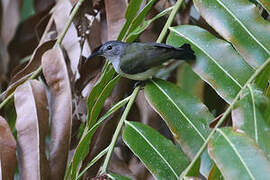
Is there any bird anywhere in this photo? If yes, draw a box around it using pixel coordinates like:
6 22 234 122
87 41 195 81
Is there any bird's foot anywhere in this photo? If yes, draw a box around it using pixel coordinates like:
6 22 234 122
134 81 145 89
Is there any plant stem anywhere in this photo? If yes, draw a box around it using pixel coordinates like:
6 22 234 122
156 0 183 43
77 146 109 180
55 0 84 46
0 91 13 109
100 86 140 173
179 57 270 179
0 0 85 110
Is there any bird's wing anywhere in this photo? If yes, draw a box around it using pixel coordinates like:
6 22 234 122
119 43 172 74
147 42 179 50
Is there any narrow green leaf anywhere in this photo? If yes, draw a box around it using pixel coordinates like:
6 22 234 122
87 65 115 127
76 146 109 180
88 74 120 128
117 0 143 40
69 97 129 179
193 0 270 68
209 128 270 180
167 25 254 103
0 116 16 180
127 0 156 35
87 63 114 110
4 101 17 131
232 84 270 159
123 121 189 180
144 79 213 158
126 6 173 42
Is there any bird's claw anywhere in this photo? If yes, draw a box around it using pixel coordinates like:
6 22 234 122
134 81 145 89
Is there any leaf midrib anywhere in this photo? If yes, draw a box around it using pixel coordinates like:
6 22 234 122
216 0 270 55
126 121 179 179
151 80 206 142
217 129 256 180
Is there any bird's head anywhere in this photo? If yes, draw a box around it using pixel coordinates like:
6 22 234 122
87 41 126 63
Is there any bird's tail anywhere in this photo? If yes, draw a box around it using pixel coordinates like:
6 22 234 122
176 43 196 60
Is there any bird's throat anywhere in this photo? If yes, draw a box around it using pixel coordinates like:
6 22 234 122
110 58 121 73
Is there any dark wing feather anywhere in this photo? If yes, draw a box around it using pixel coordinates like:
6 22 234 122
120 43 170 74
120 42 195 74
148 42 179 49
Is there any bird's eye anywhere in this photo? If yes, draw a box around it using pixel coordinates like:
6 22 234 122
107 45 112 50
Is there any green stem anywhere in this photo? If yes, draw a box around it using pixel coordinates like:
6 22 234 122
64 96 130 179
156 0 184 43
0 0 85 110
55 0 84 46
179 57 270 179
0 91 13 109
76 146 109 180
100 86 140 173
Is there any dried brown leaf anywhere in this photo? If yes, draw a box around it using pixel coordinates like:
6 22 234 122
14 80 49 180
86 18 102 50
178 0 193 25
93 0 104 10
105 0 127 40
0 116 16 180
0 40 56 99
128 156 152 180
73 0 95 40
108 152 136 179
75 55 104 95
8 7 53 73
75 15 105 92
10 40 56 84
34 5 55 41
53 0 86 74
73 1 104 94
1 0 21 46
42 47 72 180
0 0 22 85
90 174 111 180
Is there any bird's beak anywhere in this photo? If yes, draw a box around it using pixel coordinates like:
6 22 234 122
87 45 102 60
87 50 101 60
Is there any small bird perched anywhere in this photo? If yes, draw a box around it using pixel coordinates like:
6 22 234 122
87 41 195 80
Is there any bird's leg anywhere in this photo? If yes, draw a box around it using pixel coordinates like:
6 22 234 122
133 80 145 89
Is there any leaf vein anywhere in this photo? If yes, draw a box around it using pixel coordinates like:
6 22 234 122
126 121 179 178
151 80 206 142
216 0 270 55
217 129 256 180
